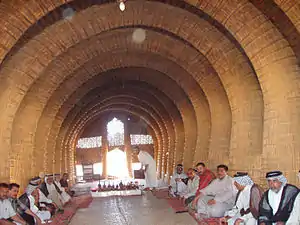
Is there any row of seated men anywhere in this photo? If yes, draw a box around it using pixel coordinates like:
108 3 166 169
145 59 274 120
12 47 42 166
0 173 74 225
168 163 300 225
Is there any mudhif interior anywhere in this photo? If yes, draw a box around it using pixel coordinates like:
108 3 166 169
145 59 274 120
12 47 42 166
0 1 300 225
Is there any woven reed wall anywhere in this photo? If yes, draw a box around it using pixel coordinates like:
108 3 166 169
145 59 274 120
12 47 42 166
0 0 299 189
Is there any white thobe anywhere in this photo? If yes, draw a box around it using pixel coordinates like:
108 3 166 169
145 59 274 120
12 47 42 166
138 151 157 188
184 175 200 199
28 195 51 223
0 199 16 219
268 187 300 225
225 185 256 225
197 175 237 218
286 193 300 225
54 181 71 204
169 172 188 197
46 183 63 209
38 189 52 204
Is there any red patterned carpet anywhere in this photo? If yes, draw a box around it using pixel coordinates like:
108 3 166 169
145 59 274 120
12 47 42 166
153 189 170 199
49 194 93 225
166 198 189 213
153 190 222 225
189 212 222 225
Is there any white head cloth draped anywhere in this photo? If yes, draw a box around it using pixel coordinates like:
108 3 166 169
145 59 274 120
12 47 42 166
26 184 37 195
266 171 288 186
233 172 254 186
26 176 41 195
45 174 56 193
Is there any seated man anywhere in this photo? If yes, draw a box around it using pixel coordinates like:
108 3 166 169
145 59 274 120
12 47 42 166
192 164 237 218
39 174 63 210
8 183 43 225
169 164 188 197
0 183 27 225
29 189 52 223
221 172 263 225
20 177 51 208
195 162 215 196
54 174 71 205
60 173 74 197
258 171 300 225
181 168 199 206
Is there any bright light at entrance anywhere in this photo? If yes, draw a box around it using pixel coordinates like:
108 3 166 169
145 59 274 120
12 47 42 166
107 148 129 178
76 164 83 176
93 163 102 175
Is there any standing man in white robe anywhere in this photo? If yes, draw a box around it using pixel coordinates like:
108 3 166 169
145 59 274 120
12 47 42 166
133 146 157 190
258 171 300 225
169 164 188 197
221 172 263 225
192 164 237 218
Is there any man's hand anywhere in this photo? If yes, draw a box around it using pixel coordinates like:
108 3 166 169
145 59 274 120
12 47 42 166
179 196 185 204
234 218 244 225
207 199 216 205
192 195 200 208
220 216 231 224
276 222 285 225
144 164 149 172
175 178 181 182
192 199 197 208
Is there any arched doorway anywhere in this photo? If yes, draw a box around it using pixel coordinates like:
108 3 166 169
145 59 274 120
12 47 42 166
107 148 129 178
106 117 129 178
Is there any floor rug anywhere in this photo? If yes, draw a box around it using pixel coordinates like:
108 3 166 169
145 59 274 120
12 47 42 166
49 194 93 225
189 212 222 225
167 198 188 213
153 189 170 199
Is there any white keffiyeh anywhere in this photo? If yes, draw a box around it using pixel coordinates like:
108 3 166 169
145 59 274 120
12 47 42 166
267 174 287 186
234 175 254 186
26 184 37 195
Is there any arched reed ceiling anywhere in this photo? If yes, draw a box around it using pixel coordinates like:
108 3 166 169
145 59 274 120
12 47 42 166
29 76 186 184
66 96 169 173
249 0 300 62
54 72 196 178
2 2 264 182
65 104 162 180
46 73 186 179
67 100 166 168
1 0 300 64
62 82 179 161
0 0 299 185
